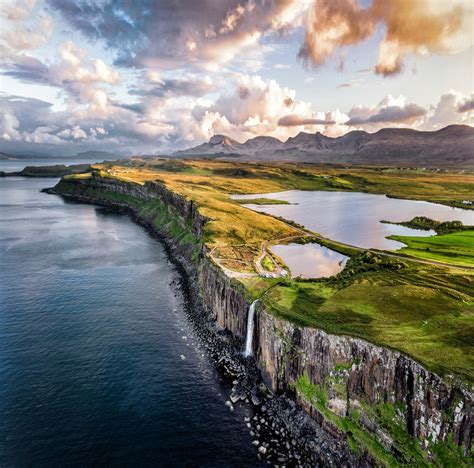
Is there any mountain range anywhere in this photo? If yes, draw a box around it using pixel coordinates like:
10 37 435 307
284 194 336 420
174 124 474 169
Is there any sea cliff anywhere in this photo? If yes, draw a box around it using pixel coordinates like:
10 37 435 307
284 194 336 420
47 172 473 465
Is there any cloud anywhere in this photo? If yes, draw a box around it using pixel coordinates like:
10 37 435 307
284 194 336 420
130 75 217 99
2 54 50 84
0 110 21 141
346 95 427 126
55 41 120 86
1 85 472 157
458 95 474 113
1 2 54 53
0 0 36 21
299 0 471 76
425 91 474 129
197 74 302 128
57 125 88 140
278 115 335 126
185 73 350 143
47 0 310 69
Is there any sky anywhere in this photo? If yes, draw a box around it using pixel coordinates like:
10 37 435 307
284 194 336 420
0 0 473 156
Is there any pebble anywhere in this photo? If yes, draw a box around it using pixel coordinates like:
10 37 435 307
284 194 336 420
258 446 267 455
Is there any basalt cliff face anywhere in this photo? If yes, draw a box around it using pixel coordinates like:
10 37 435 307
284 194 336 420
50 173 473 464
256 313 472 453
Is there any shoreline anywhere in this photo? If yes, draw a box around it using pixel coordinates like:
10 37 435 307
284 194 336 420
43 174 473 466
43 186 361 466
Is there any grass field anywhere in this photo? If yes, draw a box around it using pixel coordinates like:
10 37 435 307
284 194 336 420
69 159 474 383
390 230 474 267
264 263 474 382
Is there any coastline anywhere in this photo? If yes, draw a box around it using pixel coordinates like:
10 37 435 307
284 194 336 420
43 182 361 466
44 173 473 466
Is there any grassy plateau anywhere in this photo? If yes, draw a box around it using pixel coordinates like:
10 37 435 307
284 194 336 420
68 159 473 385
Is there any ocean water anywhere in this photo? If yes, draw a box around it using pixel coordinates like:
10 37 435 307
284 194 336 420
0 177 259 466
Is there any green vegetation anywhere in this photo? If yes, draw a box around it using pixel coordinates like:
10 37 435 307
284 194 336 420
234 197 290 205
265 256 473 382
390 230 474 267
60 159 474 464
383 216 473 234
293 374 401 466
293 373 471 467
261 255 275 272
57 178 201 259
65 159 474 384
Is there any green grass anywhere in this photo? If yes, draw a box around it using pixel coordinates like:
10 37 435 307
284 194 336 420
266 262 474 382
390 230 474 267
234 197 290 205
293 374 401 466
261 255 274 271
382 216 472 234
294 374 472 466
64 161 474 384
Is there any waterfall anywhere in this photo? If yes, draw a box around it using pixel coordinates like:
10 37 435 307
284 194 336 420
244 300 258 357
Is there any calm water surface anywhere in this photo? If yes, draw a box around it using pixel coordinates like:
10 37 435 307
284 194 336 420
234 190 473 250
271 244 348 278
0 177 258 466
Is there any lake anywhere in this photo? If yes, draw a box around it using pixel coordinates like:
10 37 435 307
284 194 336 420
271 243 348 278
0 176 259 466
233 190 473 250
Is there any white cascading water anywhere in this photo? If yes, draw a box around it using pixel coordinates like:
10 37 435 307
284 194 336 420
244 300 258 357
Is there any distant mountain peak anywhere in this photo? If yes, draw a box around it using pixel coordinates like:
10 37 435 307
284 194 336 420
173 124 474 169
209 135 238 146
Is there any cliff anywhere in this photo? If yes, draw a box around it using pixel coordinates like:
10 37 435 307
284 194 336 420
48 172 473 465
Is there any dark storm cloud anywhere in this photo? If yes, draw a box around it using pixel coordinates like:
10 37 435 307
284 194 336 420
346 103 426 125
